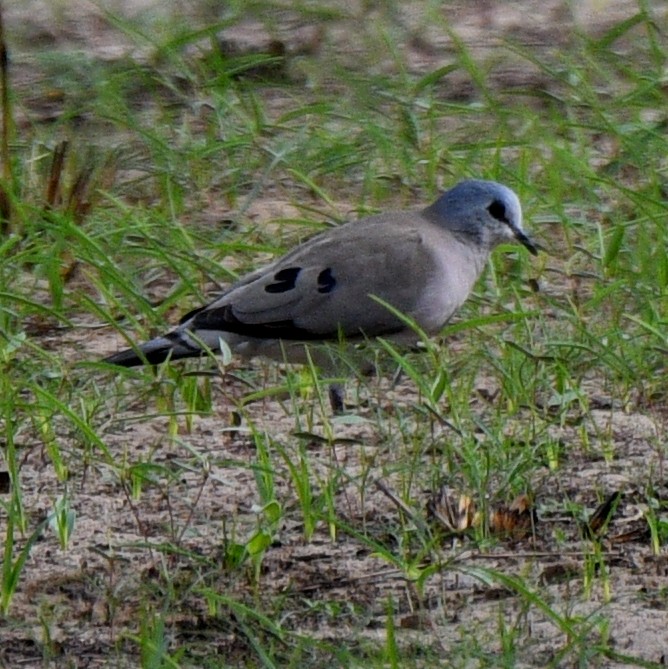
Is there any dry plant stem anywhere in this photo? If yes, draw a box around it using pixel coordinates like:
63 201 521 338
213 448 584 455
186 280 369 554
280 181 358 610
0 0 12 231
45 141 68 207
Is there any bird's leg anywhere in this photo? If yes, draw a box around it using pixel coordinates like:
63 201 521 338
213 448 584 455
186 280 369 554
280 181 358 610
391 363 405 389
328 383 345 414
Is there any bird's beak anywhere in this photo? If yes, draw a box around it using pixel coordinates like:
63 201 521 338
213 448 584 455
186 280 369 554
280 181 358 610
513 228 539 256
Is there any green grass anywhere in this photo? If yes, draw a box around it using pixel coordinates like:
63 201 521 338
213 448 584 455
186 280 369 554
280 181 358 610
1 1 667 667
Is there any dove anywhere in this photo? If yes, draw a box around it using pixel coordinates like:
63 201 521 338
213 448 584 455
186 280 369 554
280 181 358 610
103 179 537 410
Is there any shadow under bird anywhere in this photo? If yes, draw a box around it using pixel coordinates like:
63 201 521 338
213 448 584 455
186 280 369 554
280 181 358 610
103 179 538 408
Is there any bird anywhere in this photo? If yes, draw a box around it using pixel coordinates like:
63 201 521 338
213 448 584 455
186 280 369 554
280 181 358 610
102 179 537 410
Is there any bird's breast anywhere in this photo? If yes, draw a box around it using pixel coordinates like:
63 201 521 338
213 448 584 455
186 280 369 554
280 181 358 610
410 230 488 333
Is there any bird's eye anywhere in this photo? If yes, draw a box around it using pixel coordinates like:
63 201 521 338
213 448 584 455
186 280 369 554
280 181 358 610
487 200 508 223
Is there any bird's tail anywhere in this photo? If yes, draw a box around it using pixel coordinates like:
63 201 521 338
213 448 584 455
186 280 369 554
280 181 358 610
102 332 204 367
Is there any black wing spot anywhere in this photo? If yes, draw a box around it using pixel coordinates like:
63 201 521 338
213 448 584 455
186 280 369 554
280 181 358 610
265 267 301 293
317 268 336 294
487 200 508 223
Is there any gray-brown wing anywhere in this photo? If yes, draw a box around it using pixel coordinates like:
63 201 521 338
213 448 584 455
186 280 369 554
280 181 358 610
187 217 435 341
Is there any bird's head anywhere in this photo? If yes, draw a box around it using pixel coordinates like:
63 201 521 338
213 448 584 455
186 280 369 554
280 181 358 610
424 180 538 255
